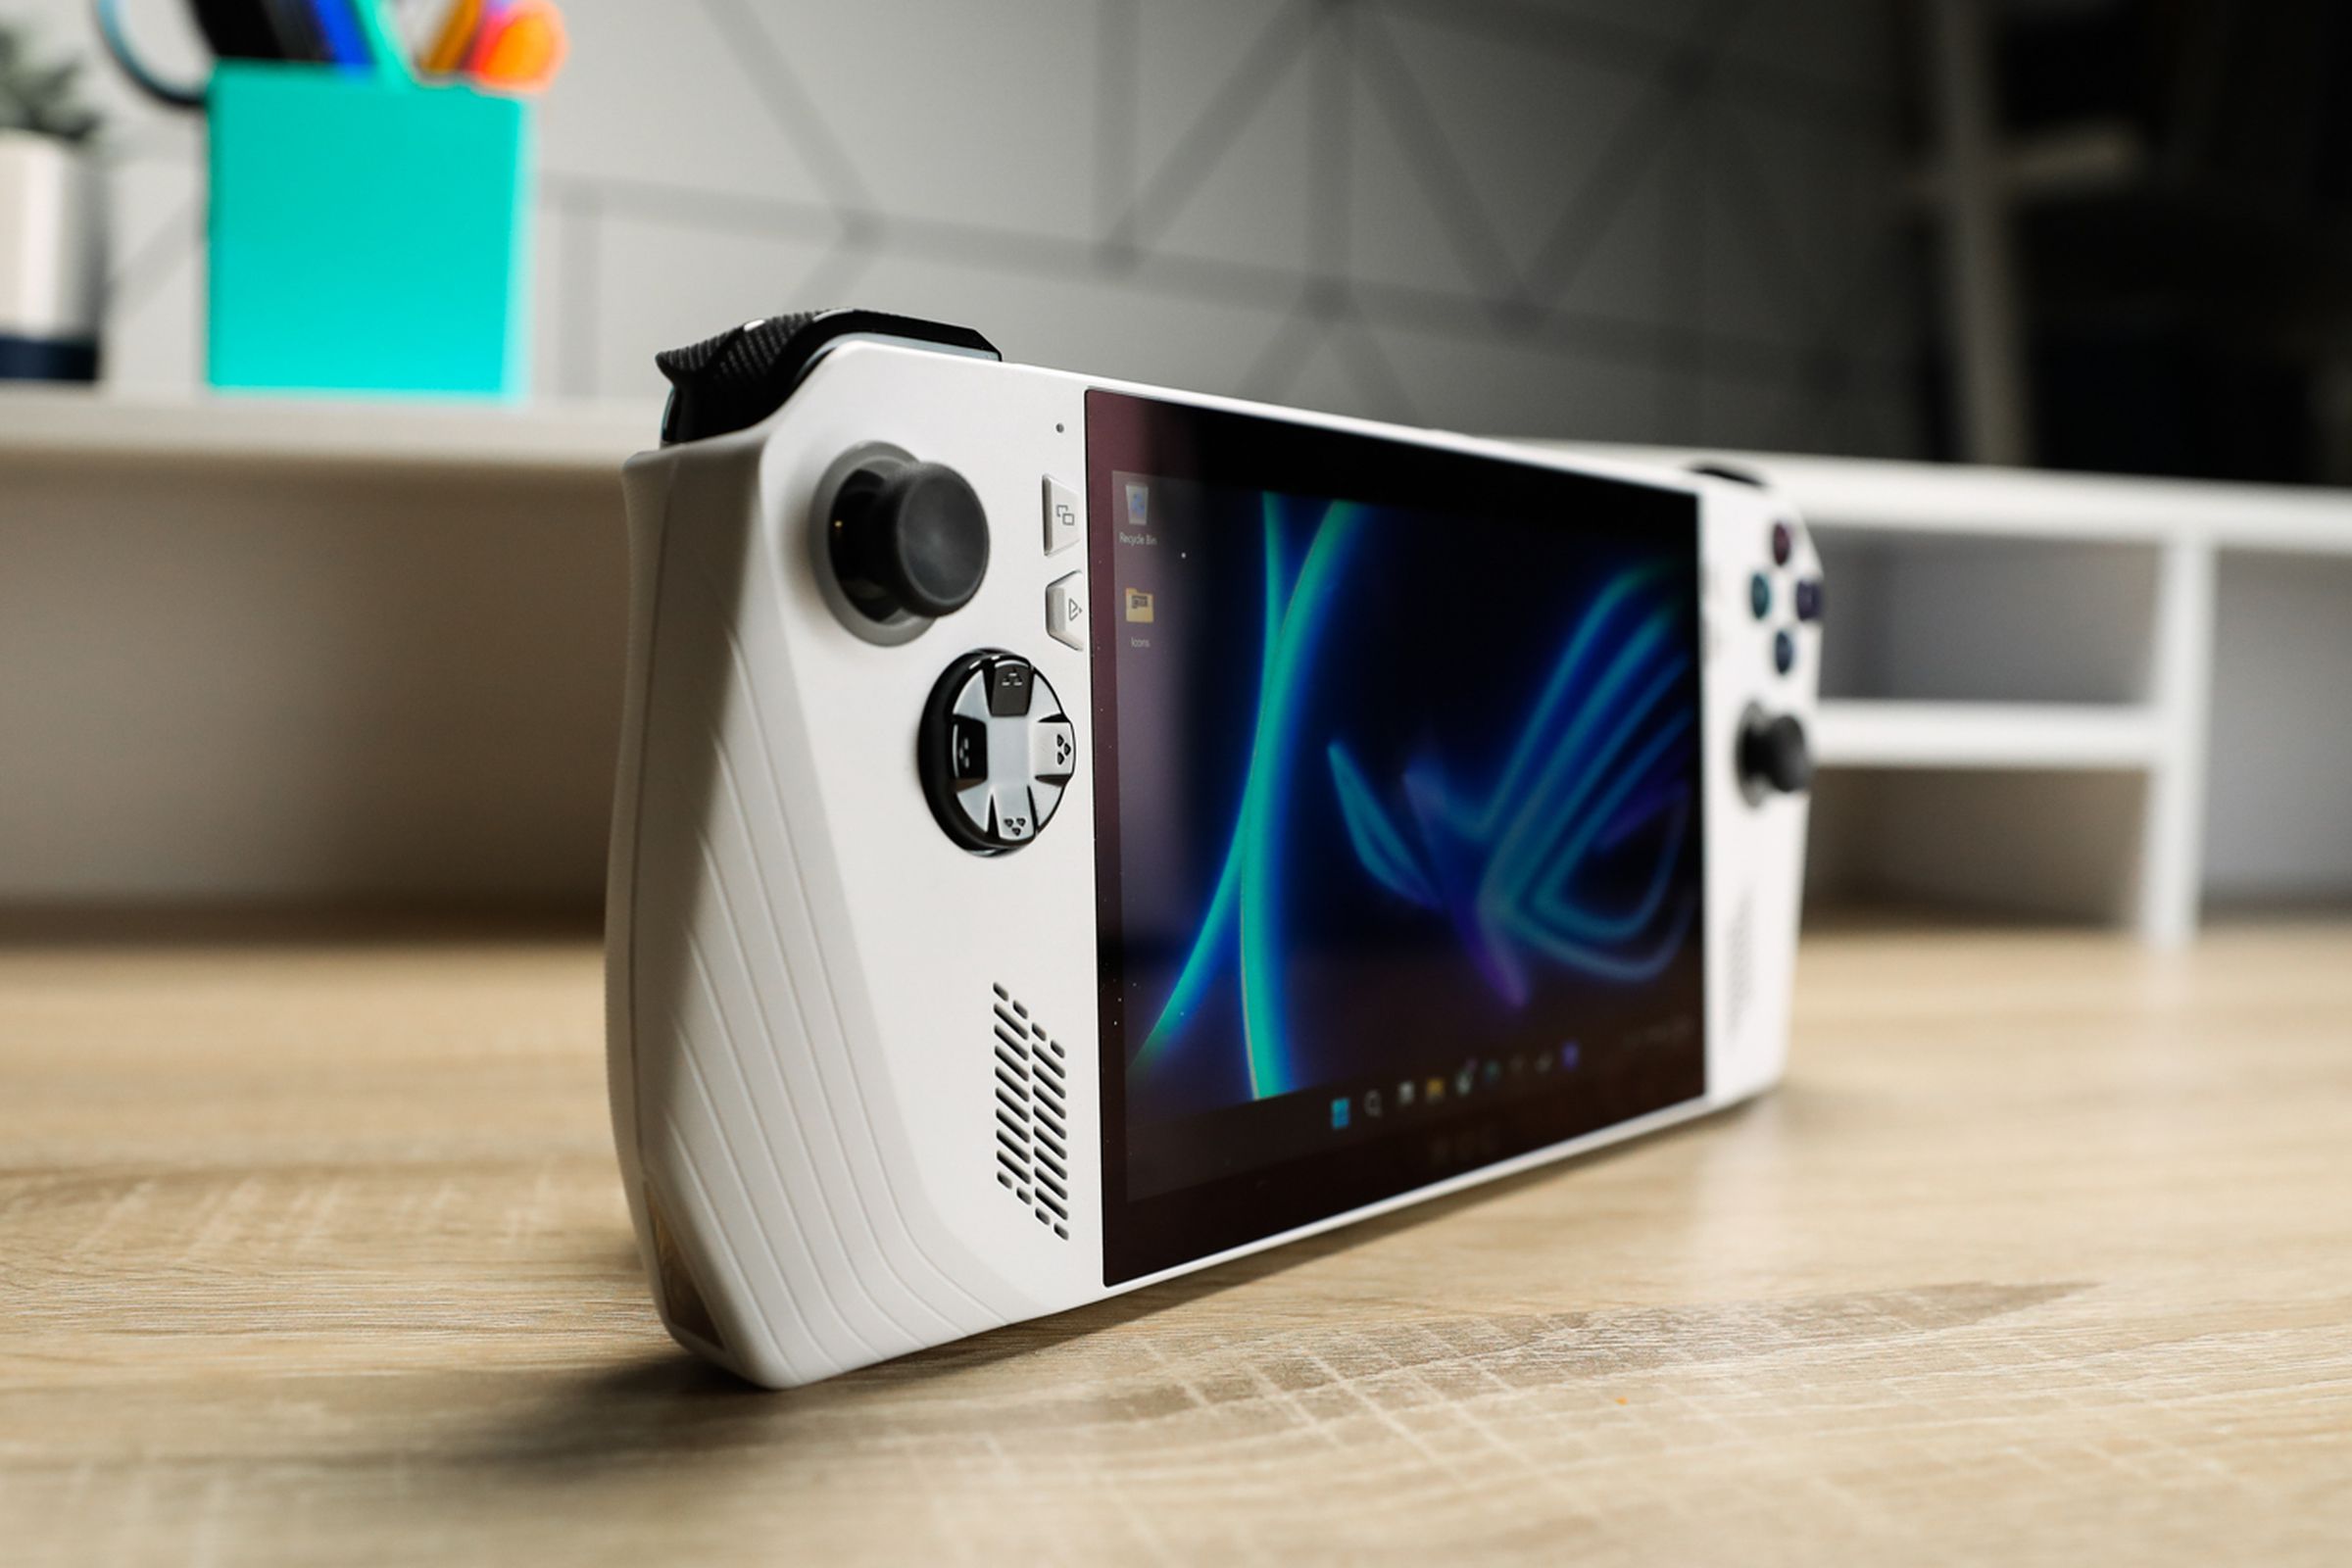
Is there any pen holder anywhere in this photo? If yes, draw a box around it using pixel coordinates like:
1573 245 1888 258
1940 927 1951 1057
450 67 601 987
206 63 532 399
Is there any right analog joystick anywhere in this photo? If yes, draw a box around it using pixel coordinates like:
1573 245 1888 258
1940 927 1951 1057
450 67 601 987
829 456 990 623
1740 712 1813 798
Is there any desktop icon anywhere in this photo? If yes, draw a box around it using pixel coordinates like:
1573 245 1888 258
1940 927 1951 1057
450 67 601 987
1364 1089 1383 1118
1124 587 1155 623
1330 1096 1349 1130
1124 480 1150 528
1483 1059 1502 1088
1454 1064 1475 1099
1397 1080 1415 1108
1560 1041 1582 1072
1426 1076 1446 1104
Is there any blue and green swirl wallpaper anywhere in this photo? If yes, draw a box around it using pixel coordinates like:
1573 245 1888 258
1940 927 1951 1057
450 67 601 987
1108 473 1703 1153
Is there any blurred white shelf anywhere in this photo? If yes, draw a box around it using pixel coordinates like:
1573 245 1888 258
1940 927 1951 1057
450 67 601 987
1814 701 2163 771
5 417 2347 928
0 385 659 479
1546 440 2352 943
1561 442 2352 556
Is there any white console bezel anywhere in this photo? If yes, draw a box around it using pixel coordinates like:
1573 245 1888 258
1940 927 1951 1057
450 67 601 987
608 342 1819 1388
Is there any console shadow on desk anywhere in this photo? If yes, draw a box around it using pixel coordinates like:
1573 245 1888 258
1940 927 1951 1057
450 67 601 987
481 1102 1752 1449
2 915 2349 1565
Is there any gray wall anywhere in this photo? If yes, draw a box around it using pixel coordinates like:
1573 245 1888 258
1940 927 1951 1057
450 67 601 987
54 0 1922 450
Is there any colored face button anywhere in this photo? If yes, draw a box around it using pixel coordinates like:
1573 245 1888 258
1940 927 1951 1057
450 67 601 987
1774 628 1796 675
1772 520 1794 566
1795 578 1823 621
1750 572 1772 620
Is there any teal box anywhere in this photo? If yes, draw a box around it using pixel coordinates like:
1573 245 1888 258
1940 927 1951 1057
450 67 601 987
207 64 532 399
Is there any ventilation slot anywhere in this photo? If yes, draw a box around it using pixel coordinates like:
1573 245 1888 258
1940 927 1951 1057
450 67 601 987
991 984 1071 1240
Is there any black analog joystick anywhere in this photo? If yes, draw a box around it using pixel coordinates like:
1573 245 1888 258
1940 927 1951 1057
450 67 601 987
828 457 990 623
1740 712 1814 798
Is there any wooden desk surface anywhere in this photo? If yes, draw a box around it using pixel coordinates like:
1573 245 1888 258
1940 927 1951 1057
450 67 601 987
4 919 2349 1565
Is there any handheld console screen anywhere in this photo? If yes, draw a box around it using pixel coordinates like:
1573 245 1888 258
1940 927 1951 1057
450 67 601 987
1087 391 1708 1282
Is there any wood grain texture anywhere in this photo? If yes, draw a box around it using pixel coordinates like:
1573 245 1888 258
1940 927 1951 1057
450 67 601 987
3 917 2349 1565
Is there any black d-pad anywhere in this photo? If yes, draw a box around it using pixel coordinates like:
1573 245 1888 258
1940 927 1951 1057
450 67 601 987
919 651 1075 853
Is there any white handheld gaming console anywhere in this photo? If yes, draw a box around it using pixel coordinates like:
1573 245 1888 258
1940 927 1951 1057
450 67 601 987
608 310 1820 1389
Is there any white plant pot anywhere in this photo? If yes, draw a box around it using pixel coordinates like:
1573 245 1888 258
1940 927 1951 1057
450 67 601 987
0 128 104 381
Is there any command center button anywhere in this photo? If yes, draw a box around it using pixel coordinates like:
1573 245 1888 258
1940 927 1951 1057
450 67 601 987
1046 572 1086 650
1031 717 1077 783
985 656 1034 717
1044 476 1081 557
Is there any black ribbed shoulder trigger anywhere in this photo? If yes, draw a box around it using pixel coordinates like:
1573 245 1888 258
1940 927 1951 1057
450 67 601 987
654 309 1001 445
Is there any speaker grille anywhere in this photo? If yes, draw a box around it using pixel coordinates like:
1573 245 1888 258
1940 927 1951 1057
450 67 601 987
991 984 1071 1240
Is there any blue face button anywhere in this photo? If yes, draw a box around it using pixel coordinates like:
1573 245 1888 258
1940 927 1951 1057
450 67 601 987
1774 628 1797 675
1750 572 1772 620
